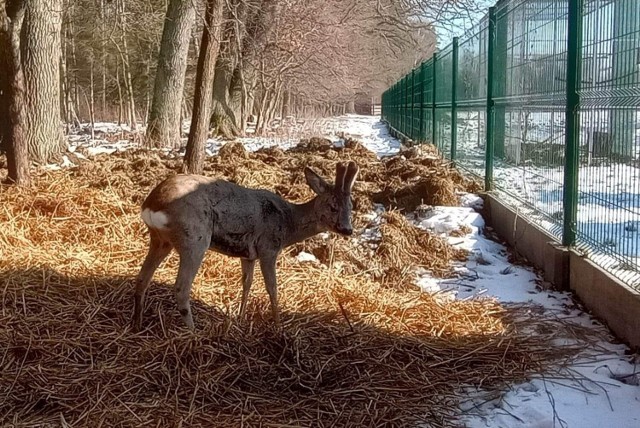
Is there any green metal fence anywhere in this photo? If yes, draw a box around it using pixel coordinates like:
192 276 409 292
382 0 640 287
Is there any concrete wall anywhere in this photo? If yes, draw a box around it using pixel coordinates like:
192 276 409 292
569 254 640 348
386 124 414 147
483 196 569 290
485 195 640 348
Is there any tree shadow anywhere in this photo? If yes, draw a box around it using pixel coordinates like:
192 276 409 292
0 266 576 427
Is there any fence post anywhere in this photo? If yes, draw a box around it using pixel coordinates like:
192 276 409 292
405 75 409 137
419 62 426 141
431 52 438 147
404 77 408 136
485 7 496 191
399 78 404 136
404 76 409 137
393 84 397 133
392 83 396 130
410 69 415 139
451 37 459 162
563 0 583 247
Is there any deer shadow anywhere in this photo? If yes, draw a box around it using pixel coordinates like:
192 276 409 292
0 266 548 427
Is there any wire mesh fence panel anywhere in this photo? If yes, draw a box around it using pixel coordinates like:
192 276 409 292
380 60 434 141
456 16 490 179
409 69 422 140
435 45 454 157
435 109 452 158
380 0 640 288
575 0 640 286
489 0 569 240
423 59 435 142
400 75 408 136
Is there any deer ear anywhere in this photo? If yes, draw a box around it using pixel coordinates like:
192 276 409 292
335 162 347 192
304 167 330 195
344 161 359 192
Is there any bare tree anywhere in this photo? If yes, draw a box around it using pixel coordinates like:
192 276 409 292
0 0 29 185
183 0 224 174
116 0 138 131
209 0 250 138
146 0 197 148
17 0 479 144
22 0 65 163
239 0 436 133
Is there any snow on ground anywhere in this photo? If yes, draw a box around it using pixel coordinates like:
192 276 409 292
61 115 640 427
66 114 401 160
323 116 640 428
320 114 402 157
416 202 640 428
199 114 402 157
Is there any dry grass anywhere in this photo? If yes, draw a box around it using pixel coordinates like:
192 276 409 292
0 142 590 427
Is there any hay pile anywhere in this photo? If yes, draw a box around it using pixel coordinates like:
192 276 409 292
65 139 478 283
0 141 589 427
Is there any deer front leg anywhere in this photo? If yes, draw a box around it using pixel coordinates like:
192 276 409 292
174 242 209 330
259 254 280 326
239 259 256 318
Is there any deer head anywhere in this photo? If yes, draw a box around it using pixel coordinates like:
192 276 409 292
304 161 359 236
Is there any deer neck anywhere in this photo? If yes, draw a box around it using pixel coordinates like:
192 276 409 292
285 198 325 246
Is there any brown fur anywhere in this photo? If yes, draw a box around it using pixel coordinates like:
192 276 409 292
133 162 359 331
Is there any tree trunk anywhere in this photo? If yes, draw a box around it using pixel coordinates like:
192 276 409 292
69 7 80 122
293 94 300 117
211 0 259 138
183 0 224 175
118 0 137 131
0 0 29 185
21 0 65 163
89 57 95 139
225 0 281 134
146 0 196 148
100 0 106 119
263 81 282 132
281 90 289 119
60 5 70 133
227 63 245 131
255 87 269 135
211 61 241 138
61 8 79 129
116 60 124 126
144 51 152 125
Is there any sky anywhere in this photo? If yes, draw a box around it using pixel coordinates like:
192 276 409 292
435 0 496 48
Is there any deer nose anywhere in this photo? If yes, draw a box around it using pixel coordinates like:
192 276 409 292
338 227 353 236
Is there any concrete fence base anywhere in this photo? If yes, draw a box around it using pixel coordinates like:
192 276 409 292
385 122 415 147
484 194 640 349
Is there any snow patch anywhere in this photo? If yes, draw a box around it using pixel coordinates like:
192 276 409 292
296 252 318 264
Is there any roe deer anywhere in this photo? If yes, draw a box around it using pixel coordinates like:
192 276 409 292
133 161 359 331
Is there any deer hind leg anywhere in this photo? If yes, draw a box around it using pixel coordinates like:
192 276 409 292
174 240 209 330
259 254 280 326
239 259 256 318
133 231 172 331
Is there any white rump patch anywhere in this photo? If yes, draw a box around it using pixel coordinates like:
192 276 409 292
141 208 169 230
